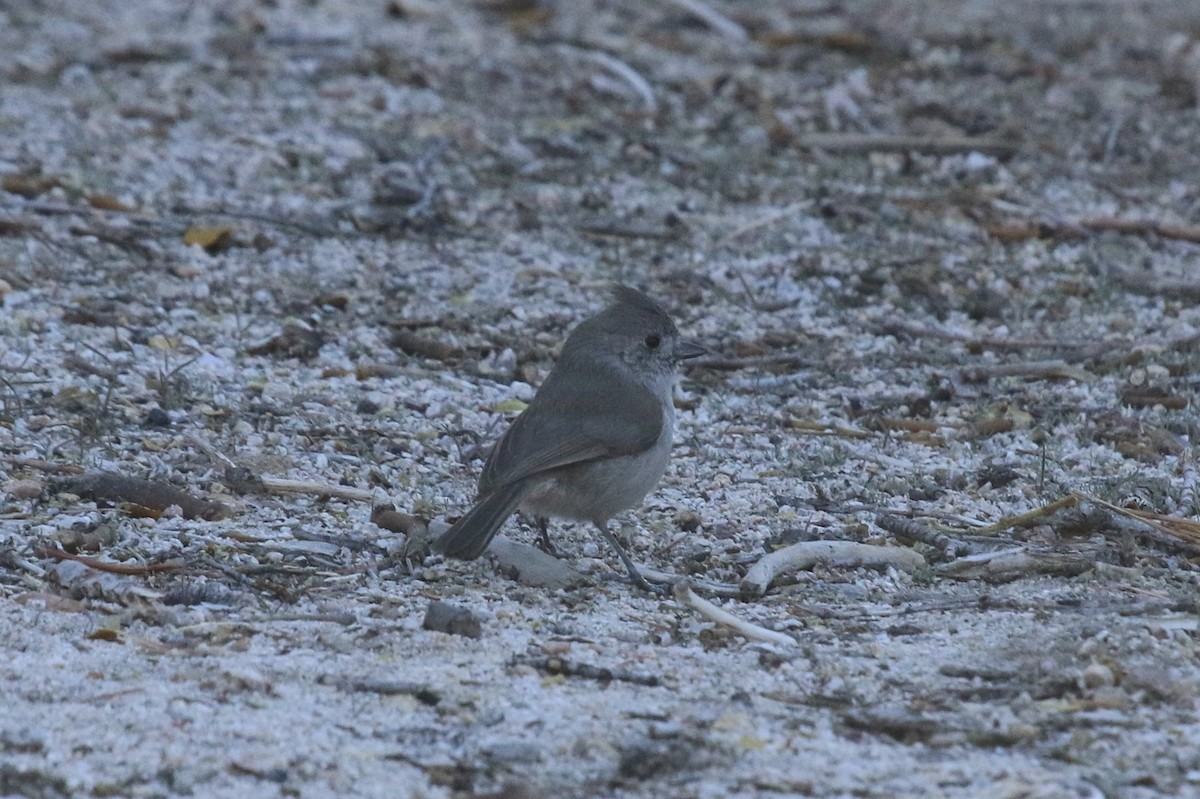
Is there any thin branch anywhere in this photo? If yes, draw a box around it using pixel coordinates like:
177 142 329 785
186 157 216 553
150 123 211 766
876 514 974 560
663 0 749 43
936 547 1095 581
251 476 376 503
38 548 182 574
1112 266 1200 301
878 319 1106 353
512 655 660 686
674 581 796 647
959 360 1093 383
986 216 1200 247
639 567 741 598
716 202 814 246
741 540 926 597
170 203 339 237
794 133 1018 157
575 49 657 113
695 353 814 371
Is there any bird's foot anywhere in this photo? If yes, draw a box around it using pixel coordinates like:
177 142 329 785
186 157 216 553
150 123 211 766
535 518 559 557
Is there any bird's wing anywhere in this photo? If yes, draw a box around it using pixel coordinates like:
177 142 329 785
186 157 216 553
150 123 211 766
479 370 663 493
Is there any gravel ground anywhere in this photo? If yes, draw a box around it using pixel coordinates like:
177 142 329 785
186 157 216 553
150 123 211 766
2 1 1200 797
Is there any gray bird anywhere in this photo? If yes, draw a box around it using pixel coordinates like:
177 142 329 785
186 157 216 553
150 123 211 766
435 285 706 592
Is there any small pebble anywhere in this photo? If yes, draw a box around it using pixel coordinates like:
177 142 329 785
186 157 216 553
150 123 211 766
1082 661 1115 689
144 407 172 427
4 478 44 500
422 600 483 639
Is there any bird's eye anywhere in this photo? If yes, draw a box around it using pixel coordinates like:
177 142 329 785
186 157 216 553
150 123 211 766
644 334 661 349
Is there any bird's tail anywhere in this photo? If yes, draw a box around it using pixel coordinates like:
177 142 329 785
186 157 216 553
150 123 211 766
434 482 525 560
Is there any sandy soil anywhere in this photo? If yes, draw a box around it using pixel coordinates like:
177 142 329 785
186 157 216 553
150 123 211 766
2 1 1199 797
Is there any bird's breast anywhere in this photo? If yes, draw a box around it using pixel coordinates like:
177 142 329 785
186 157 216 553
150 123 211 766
520 401 674 524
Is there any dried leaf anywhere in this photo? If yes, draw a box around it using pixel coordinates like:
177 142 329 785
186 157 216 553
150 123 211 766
493 399 528 413
2 173 62 198
182 225 233 252
87 193 136 212
246 321 325 360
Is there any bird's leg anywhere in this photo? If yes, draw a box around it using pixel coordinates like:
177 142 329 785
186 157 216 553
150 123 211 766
535 516 558 557
597 523 669 595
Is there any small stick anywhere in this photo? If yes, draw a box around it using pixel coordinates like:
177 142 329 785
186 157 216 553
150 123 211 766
717 202 813 246
638 567 741 598
38 548 181 575
188 437 379 505
1081 496 1200 553
987 216 1200 248
338 679 439 704
878 319 1104 353
664 0 748 42
232 474 375 503
1179 463 1197 518
182 433 239 469
251 612 357 625
876 514 973 560
794 133 1017 157
783 419 872 439
78 687 146 704
68 224 155 257
698 353 814 372
55 472 229 521
1082 217 1200 247
971 494 1080 534
741 540 926 597
822 502 993 529
674 581 796 647
578 49 657 113
1112 266 1200 300
8 458 86 475
0 216 45 235
290 528 387 553
576 221 676 239
936 547 1094 581
511 655 660 686
959 360 1093 382
170 203 338 237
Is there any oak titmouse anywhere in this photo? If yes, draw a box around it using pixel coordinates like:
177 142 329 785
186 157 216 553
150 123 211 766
435 285 706 592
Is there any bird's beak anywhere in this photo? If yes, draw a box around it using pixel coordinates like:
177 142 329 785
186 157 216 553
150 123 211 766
674 340 708 361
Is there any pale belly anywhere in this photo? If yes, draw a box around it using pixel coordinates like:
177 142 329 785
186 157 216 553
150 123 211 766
520 409 674 525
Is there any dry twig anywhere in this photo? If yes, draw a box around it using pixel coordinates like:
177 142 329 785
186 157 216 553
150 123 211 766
697 353 814 372
664 0 748 42
1078 496 1200 555
876 514 974 560
38 548 181 574
717 202 813 246
55 472 229 520
674 581 796 647
970 494 1081 535
959 360 1093 382
574 48 657 113
794 133 1017 157
783 419 872 439
741 541 926 597
1112 266 1200 300
936 547 1095 582
879 319 1106 354
512 655 660 686
225 472 375 503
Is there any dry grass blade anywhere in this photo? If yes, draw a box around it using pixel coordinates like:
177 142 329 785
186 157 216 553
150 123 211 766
1085 495 1200 551
794 133 1018 157
968 494 1081 535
